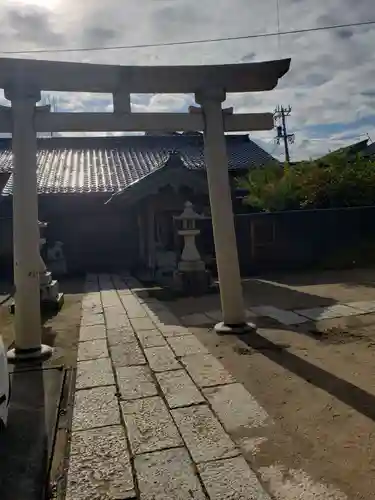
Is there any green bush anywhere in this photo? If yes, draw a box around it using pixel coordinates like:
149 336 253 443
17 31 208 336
237 153 375 211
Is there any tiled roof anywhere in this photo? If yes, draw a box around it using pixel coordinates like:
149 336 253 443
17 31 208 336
0 140 12 174
362 142 375 157
0 134 277 196
319 139 369 161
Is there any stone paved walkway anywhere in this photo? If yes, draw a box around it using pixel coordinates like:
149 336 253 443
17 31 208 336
181 300 375 328
66 274 272 500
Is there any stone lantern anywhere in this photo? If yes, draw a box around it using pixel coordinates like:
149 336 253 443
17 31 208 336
174 201 211 295
38 220 48 274
38 220 64 311
176 202 205 271
10 220 64 315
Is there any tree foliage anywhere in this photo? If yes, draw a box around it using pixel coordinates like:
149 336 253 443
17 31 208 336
237 152 375 211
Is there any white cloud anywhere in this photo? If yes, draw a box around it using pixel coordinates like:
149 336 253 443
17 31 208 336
0 0 374 160
132 94 194 113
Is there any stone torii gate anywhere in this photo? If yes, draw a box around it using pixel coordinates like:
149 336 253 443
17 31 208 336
0 57 290 361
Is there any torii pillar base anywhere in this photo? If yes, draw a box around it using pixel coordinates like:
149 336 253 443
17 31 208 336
7 344 53 363
214 321 257 335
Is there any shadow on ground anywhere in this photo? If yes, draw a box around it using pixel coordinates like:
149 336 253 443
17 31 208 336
239 328 375 423
165 277 338 320
155 268 375 423
264 267 375 289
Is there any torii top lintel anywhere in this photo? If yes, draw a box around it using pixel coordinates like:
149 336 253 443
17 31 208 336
0 57 291 94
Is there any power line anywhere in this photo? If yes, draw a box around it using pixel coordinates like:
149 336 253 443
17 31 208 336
0 19 374 55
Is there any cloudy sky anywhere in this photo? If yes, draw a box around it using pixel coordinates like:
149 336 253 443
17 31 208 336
0 0 374 160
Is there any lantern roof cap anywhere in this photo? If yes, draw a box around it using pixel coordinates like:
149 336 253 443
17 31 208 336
175 201 202 220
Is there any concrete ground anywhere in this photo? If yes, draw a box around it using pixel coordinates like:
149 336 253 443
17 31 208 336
0 277 84 500
165 268 375 500
0 277 84 368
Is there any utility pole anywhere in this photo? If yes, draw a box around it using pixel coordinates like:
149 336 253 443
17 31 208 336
274 105 295 163
38 94 58 138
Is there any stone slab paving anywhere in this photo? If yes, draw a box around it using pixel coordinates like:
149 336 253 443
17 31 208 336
107 327 138 346
141 297 168 310
296 304 362 321
80 313 105 327
72 386 120 431
66 426 135 500
346 300 375 312
110 341 147 367
126 307 149 319
79 324 107 341
66 273 277 499
136 329 167 348
155 310 186 332
134 448 206 500
76 358 114 390
183 309 256 326
130 316 157 331
104 312 132 329
181 353 236 388
156 369 205 408
198 456 271 500
116 365 158 400
158 323 192 337
121 396 183 455
205 310 223 321
144 345 182 372
182 302 375 328
181 312 214 326
203 383 270 433
172 404 240 463
250 305 309 326
100 296 122 310
77 338 109 361
167 334 209 356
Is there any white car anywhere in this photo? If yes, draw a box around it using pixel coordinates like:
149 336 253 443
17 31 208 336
0 335 9 429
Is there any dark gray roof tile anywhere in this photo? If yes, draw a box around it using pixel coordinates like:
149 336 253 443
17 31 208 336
362 142 375 157
0 134 276 196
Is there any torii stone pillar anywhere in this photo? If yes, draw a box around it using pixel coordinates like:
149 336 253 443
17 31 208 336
196 89 255 334
5 85 53 362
